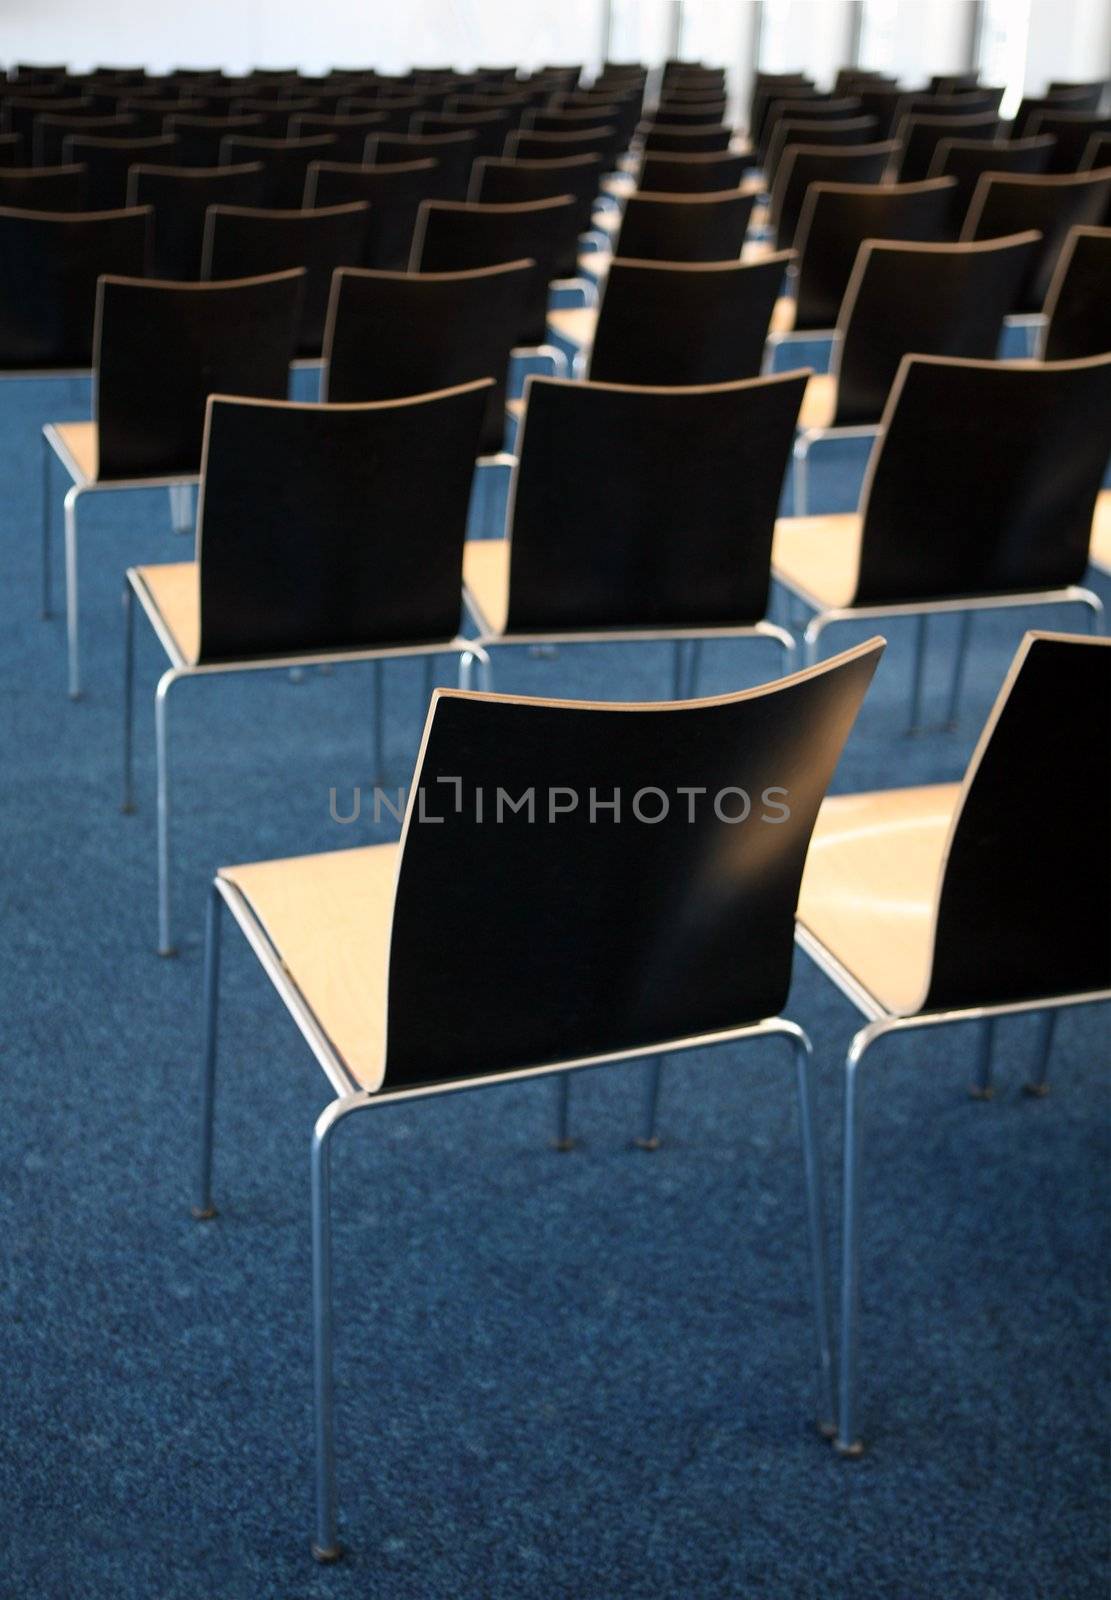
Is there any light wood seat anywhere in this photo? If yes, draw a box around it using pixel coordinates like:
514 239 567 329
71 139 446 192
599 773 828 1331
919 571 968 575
462 537 510 634
547 305 598 349
133 560 201 664
797 371 837 428
505 396 524 425
220 842 399 1090
772 512 861 608
579 248 611 279
51 420 98 482
797 783 960 1014
770 295 796 334
592 207 620 234
1091 488 1111 575
602 172 636 199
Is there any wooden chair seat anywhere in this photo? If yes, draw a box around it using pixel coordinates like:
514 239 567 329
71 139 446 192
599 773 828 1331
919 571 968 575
797 372 837 428
220 843 399 1090
797 783 961 1013
505 396 525 425
50 420 98 482
769 295 796 334
132 560 200 663
772 513 861 608
462 537 510 633
1091 488 1111 575
547 304 597 348
579 247 611 279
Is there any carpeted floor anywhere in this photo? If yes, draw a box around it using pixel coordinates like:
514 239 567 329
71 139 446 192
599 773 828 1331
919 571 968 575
1 356 1108 1599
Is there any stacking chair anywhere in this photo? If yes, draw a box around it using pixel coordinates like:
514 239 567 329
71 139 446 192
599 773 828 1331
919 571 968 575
960 166 1111 320
769 141 896 251
853 86 908 141
410 195 579 350
4 95 94 148
1028 110 1111 172
165 112 265 165
412 109 510 163
116 96 206 137
791 231 1039 512
889 110 1000 183
0 133 26 165
339 97 429 136
122 380 493 953
636 122 733 155
201 201 369 356
322 259 534 454
33 111 137 165
772 353 1110 731
191 636 883 1563
0 165 88 211
62 132 177 208
364 130 478 198
1040 225 1111 359
1013 86 1104 140
219 134 337 206
462 372 806 694
759 94 848 165
290 112 389 163
607 189 755 264
506 125 620 166
1080 131 1111 171
763 116 879 186
795 631 1110 1455
304 158 439 268
43 270 304 696
128 162 264 277
0 205 150 375
232 98 320 139
652 100 728 127
468 153 603 252
1090 491 1111 576
926 135 1054 223
637 150 748 193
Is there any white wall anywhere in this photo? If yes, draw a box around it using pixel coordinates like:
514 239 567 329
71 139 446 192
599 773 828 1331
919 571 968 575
1024 0 1111 89
858 0 974 82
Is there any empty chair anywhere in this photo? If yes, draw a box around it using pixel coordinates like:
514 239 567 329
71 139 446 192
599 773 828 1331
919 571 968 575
33 111 138 165
290 112 388 163
411 195 579 346
0 132 26 165
1041 225 1111 359
339 96 430 135
763 115 879 185
1013 86 1104 139
412 110 510 162
0 164 88 211
323 259 534 452
219 134 337 206
4 95 94 148
853 86 908 140
610 189 755 263
115 95 206 136
796 630 1110 1454
506 125 620 166
43 270 304 694
364 130 478 198
769 141 897 251
0 206 150 371
462 371 806 687
190 636 882 1564
62 132 177 208
961 166 1111 311
304 158 439 268
165 112 265 165
772 352 1110 728
638 150 748 193
122 380 493 951
229 98 319 139
890 110 1001 183
926 134 1054 223
468 153 602 246
128 162 265 278
1080 131 1111 171
1028 110 1111 172
636 122 732 155
792 232 1039 511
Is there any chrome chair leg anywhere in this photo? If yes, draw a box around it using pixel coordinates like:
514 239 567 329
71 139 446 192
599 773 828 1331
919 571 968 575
155 667 184 956
41 431 53 619
969 1015 996 1100
836 1024 876 1456
792 433 811 517
906 614 929 734
944 611 973 730
193 885 223 1221
311 1102 344 1563
1024 1010 1057 1098
422 652 436 708
552 1075 574 1150
371 658 385 784
64 484 84 699
784 1022 836 1438
635 1057 664 1150
168 482 193 536
122 585 136 813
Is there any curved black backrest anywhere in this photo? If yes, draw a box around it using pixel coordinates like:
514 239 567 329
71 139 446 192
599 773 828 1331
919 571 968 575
764 116 879 185
638 150 748 193
0 165 88 212
469 153 602 243
128 162 265 277
855 353 1111 604
614 189 755 262
232 99 318 139
381 638 883 1090
1014 87 1104 139
323 259 534 453
637 122 732 154
928 135 1054 224
854 87 906 140
0 205 150 368
1042 225 1111 360
165 113 265 166
412 110 510 162
219 135 337 206
1029 111 1111 173
504 370 807 633
34 112 137 166
770 141 896 250
304 159 439 268
340 97 429 135
833 232 1040 425
195 380 492 662
961 167 1111 310
94 270 304 479
0 133 26 166
588 254 792 386
922 633 1111 1012
289 113 388 164
505 125 618 163
364 131 477 199
4 96 92 147
892 110 1000 183
1080 132 1111 171
201 201 369 355
62 133 177 209
751 81 816 149
411 194 577 344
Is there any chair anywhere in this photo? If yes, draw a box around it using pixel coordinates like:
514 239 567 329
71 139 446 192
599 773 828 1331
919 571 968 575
410 195 579 349
115 95 206 136
339 96 429 135
636 122 733 155
769 141 897 251
926 135 1054 223
889 110 1001 183
43 270 304 695
763 116 879 186
323 259 534 454
468 153 603 251
304 158 439 268
1013 86 1105 140
462 371 806 693
219 134 337 206
191 633 883 1561
122 380 493 953
1028 110 1111 172
795 630 1110 1455
231 98 319 139
0 205 150 374
0 132 26 165
164 112 265 166
1080 131 1111 172
609 188 755 263
128 162 265 277
4 95 93 148
62 132 177 208
1040 225 1111 359
960 166 1111 315
0 164 88 211
772 353 1110 732
1090 490 1111 576
33 111 138 165
364 130 478 199
290 112 389 163
201 201 369 356
637 150 749 193
791 232 1039 512
546 254 792 387
411 110 511 163
506 125 620 165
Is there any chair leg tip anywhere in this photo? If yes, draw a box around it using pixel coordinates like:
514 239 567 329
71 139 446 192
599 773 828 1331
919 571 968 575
121 802 136 815
68 690 83 703
190 1204 217 1222
311 1542 344 1565
1023 1082 1050 1098
833 1437 865 1459
817 1419 838 1440
158 944 178 959
634 1136 661 1152
968 1084 994 1101
550 1137 575 1153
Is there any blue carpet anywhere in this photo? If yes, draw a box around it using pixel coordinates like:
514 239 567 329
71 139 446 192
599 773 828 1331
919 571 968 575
1 369 1108 1599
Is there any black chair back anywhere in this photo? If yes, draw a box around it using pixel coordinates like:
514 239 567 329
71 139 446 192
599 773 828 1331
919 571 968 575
62 133 177 209
1014 87 1104 139
638 150 748 192
468 153 602 257
34 112 137 165
613 189 755 262
770 141 896 250
0 133 26 166
304 158 439 268
411 110 510 163
927 135 1054 224
1042 225 1111 360
364 131 478 198
290 113 388 163
128 162 265 277
1029 111 1111 172
0 164 88 211
637 121 732 155
764 116 880 184
219 134 337 206
961 166 1111 310
891 110 1000 183
165 113 264 165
